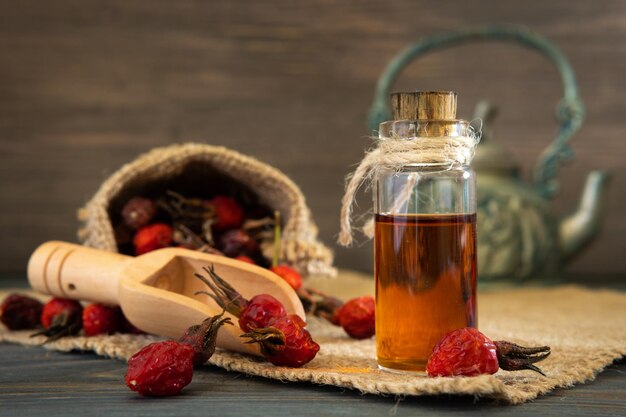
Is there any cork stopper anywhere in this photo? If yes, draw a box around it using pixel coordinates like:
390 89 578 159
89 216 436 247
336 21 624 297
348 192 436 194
391 91 457 121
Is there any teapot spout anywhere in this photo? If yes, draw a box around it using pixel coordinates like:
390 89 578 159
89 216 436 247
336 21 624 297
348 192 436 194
560 171 611 261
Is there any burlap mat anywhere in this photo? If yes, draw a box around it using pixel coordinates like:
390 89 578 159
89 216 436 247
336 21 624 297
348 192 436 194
1 283 625 404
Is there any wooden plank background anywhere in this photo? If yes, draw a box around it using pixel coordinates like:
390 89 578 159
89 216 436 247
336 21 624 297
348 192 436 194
0 0 624 277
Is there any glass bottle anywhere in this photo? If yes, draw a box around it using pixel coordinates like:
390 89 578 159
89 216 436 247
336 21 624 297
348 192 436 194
374 91 477 372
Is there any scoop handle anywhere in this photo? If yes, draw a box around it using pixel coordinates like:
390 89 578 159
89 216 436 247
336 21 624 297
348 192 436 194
27 241 131 305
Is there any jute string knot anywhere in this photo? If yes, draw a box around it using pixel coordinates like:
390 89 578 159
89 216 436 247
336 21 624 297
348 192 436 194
338 128 481 246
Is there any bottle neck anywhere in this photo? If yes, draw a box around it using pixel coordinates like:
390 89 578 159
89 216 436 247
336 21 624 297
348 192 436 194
378 120 471 140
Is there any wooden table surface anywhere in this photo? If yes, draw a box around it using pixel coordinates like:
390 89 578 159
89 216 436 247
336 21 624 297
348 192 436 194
1 275 625 416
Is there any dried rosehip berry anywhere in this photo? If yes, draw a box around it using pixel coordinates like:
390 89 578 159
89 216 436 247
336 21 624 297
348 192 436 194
122 197 157 230
211 195 244 232
194 265 318 368
40 298 82 329
125 340 195 397
426 327 551 377
334 296 375 339
194 266 287 332
218 229 258 258
82 303 122 336
427 327 498 377
239 294 286 332
242 314 319 368
133 223 173 255
0 293 43 330
270 265 303 290
33 298 83 341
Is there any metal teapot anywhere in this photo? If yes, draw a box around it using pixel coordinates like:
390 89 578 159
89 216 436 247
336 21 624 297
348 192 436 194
367 25 610 283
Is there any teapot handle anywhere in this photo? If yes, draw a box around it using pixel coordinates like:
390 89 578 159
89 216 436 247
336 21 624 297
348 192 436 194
367 25 584 199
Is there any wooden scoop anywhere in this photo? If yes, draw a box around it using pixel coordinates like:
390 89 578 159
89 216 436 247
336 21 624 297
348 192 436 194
27 241 305 356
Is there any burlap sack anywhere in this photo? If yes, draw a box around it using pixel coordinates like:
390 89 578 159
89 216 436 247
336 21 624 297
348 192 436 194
77 143 336 277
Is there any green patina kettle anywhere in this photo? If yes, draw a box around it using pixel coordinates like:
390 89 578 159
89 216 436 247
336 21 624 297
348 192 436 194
367 25 610 283
470 100 609 282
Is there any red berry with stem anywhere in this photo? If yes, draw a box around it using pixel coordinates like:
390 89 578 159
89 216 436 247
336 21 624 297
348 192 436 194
133 223 173 255
194 265 318 368
194 265 288 332
122 197 157 230
426 327 551 377
334 296 375 339
270 265 303 290
82 303 122 336
242 314 320 368
40 298 83 329
0 293 43 330
125 312 232 396
34 298 83 341
125 340 195 397
211 195 244 232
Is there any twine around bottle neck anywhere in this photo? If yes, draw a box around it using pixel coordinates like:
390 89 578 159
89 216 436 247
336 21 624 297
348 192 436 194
338 128 481 246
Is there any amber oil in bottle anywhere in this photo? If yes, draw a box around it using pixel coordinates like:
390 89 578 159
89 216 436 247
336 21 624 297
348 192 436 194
375 213 476 371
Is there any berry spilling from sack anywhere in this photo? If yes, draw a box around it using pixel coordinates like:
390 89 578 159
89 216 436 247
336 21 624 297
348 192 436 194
116 191 272 263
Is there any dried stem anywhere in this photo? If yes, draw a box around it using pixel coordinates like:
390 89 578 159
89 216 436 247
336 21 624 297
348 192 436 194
272 210 281 268
193 265 249 317
494 341 551 376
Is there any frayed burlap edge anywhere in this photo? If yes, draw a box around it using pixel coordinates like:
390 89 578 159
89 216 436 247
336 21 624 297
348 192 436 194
77 143 336 277
2 284 625 405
